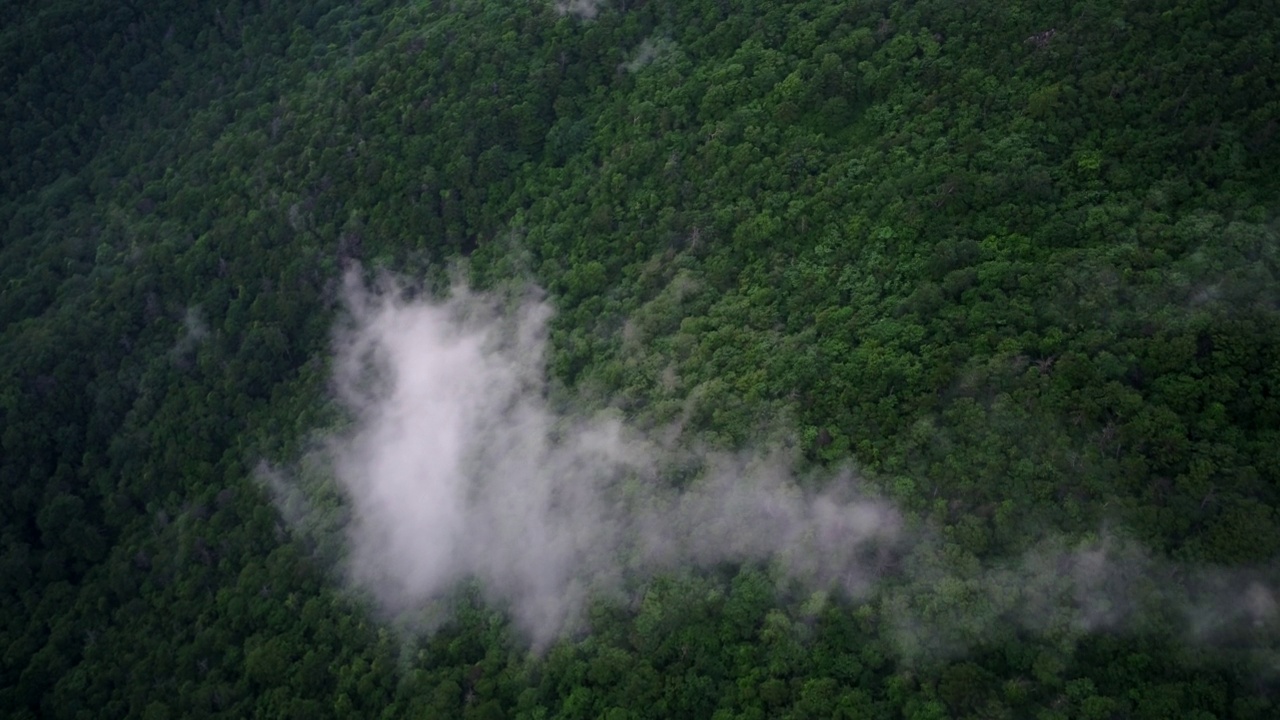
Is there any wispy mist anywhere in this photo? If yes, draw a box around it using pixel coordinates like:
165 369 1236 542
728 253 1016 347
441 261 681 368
621 38 676 73
554 0 606 21
268 270 1279 660
883 532 1279 671
170 306 209 364
291 272 899 645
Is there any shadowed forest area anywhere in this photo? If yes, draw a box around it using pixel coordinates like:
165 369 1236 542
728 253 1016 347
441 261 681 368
3 0 1279 717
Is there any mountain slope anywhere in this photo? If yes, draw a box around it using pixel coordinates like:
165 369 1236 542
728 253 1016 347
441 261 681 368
2 0 1278 717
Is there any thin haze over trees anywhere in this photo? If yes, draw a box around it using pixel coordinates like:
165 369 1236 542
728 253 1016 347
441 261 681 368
1 0 1278 717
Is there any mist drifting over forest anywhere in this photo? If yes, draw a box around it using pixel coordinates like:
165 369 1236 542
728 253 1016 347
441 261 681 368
267 271 1280 662
8 0 1280 714
279 271 901 646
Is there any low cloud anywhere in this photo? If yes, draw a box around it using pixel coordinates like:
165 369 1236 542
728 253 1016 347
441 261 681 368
554 0 607 21
621 38 676 73
883 532 1279 666
170 306 209 365
267 269 1279 661
278 271 899 646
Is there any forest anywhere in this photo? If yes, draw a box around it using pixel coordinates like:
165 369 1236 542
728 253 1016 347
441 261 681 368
2 0 1279 717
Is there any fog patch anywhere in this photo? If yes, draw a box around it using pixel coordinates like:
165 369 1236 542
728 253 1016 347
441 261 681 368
170 306 209 365
267 269 1278 662
554 0 606 20
273 270 898 647
622 37 676 72
883 532 1280 663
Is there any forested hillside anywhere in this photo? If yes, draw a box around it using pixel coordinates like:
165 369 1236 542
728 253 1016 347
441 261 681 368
3 0 1279 717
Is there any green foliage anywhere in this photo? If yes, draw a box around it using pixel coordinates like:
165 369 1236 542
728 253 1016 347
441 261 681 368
3 0 1278 717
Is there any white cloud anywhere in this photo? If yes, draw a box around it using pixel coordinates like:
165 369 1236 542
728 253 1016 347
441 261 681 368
285 270 898 645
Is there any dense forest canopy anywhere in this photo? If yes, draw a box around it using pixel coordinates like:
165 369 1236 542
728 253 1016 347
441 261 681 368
3 0 1279 717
